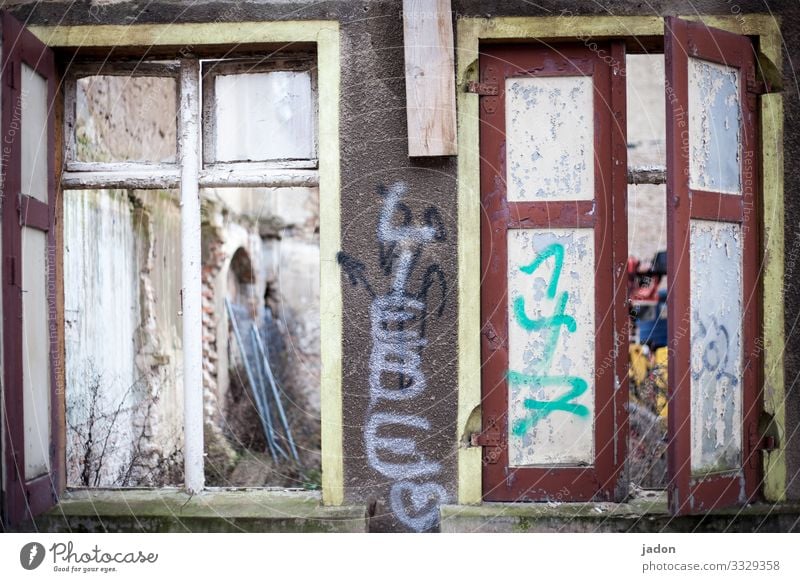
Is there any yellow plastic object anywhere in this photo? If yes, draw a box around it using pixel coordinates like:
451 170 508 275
629 344 650 387
653 347 668 417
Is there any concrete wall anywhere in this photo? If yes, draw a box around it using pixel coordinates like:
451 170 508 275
6 0 799 529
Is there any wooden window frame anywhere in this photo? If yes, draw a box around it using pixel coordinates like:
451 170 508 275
58 52 320 494
63 61 181 176
1 11 62 526
62 56 320 191
201 53 319 169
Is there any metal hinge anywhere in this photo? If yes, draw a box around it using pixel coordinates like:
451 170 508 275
748 426 778 468
746 75 768 96
470 416 505 464
465 81 499 96
746 63 779 96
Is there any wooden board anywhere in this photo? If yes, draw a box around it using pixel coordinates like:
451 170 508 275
402 0 457 156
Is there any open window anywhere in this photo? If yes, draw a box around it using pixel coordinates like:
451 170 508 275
476 18 769 514
2 9 326 527
59 54 321 492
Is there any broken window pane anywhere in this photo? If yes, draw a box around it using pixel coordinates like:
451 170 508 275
200 187 321 487
75 75 178 163
505 75 594 201
64 189 183 487
507 228 595 466
211 71 315 163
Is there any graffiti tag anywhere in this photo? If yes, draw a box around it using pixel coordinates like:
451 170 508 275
508 242 589 437
338 182 447 531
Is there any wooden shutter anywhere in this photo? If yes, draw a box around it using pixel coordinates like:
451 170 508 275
478 42 628 502
664 16 762 515
1 11 62 527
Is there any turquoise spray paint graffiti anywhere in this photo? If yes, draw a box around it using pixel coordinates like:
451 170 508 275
509 242 589 437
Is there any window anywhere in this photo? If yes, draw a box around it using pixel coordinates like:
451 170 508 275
2 13 341 528
471 17 770 514
61 55 321 491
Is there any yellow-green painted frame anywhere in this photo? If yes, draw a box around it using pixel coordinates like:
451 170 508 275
29 21 344 506
455 15 785 504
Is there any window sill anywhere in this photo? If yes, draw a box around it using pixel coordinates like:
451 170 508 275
440 493 800 532
21 489 367 533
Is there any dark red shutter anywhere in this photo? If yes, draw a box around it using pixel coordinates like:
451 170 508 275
479 42 628 502
664 16 762 515
2 11 61 528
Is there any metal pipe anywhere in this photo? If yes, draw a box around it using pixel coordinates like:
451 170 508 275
252 322 299 461
249 326 289 461
224 298 279 461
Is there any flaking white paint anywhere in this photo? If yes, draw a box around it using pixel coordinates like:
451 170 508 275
689 219 743 474
689 58 742 195
507 228 595 466
505 76 594 202
64 189 139 484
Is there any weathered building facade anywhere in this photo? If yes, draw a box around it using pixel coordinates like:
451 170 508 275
1 0 799 533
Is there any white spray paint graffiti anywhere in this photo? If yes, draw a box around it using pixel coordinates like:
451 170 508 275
338 182 449 531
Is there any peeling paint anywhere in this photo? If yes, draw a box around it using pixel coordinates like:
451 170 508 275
689 58 741 194
505 76 594 201
507 229 595 466
690 220 743 474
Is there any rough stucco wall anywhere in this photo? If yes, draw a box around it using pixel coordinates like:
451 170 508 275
8 0 800 520
777 0 800 502
336 6 458 532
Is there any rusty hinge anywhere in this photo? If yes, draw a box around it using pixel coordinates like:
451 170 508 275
746 62 780 96
465 81 499 96
470 416 505 464
760 436 778 451
748 426 778 468
746 74 768 96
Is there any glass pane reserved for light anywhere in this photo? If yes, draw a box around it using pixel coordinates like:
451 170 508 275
22 227 51 480
75 75 177 163
21 63 49 203
505 76 594 202
689 220 743 475
507 228 595 466
688 58 742 194
214 71 315 162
